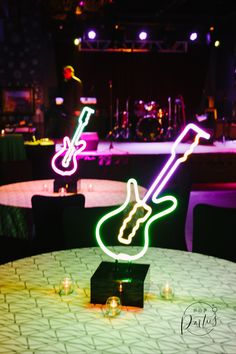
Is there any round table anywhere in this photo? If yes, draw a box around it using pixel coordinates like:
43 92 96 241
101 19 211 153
0 178 146 208
0 247 235 353
0 179 147 240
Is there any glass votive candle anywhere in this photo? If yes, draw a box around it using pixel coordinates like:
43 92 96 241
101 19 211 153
42 183 48 191
55 97 64 105
105 296 121 317
88 183 93 192
58 277 74 296
1 129 5 136
59 187 67 196
160 282 174 300
77 179 81 191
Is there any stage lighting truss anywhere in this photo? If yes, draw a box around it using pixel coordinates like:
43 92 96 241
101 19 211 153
77 39 188 53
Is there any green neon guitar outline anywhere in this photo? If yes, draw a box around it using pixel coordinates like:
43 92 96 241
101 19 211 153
96 123 210 261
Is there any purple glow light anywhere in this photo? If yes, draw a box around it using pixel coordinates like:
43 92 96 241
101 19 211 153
190 32 198 41
88 30 96 40
206 32 211 45
139 31 147 40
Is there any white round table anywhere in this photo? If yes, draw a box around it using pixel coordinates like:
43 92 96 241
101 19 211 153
0 178 146 209
0 179 147 240
0 247 235 353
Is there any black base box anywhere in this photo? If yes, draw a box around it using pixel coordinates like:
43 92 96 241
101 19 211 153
90 261 150 308
53 176 78 193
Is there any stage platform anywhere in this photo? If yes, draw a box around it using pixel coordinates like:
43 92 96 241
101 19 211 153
89 139 236 155
1 137 235 186
65 139 236 187
36 138 236 187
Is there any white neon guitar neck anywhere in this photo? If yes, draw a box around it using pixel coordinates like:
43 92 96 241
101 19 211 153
62 106 95 167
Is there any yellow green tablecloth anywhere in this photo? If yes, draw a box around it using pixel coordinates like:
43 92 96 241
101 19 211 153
0 247 235 353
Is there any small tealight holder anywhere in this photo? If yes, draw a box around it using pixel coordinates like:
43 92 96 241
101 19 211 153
1 129 5 136
88 183 93 192
42 183 48 192
160 282 174 300
105 296 121 317
59 187 67 196
55 97 64 105
58 277 74 296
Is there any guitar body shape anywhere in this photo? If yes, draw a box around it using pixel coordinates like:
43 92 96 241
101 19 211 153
51 106 95 176
51 137 86 176
95 123 211 261
96 178 177 261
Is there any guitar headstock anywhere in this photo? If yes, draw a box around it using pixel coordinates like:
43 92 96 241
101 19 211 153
78 106 95 126
172 123 211 153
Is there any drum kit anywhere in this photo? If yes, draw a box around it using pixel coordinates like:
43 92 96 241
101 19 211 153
107 96 186 142
135 100 165 141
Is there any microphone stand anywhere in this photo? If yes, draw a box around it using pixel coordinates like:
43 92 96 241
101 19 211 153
103 81 128 154
108 80 114 150
166 96 174 140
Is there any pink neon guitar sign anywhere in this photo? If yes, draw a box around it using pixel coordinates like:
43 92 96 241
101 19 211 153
51 106 95 176
96 123 210 261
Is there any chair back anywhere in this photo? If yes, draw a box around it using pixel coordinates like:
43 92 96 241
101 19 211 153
192 204 236 262
31 193 85 253
62 206 110 248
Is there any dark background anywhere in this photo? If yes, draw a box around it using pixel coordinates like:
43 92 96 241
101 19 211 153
0 0 235 138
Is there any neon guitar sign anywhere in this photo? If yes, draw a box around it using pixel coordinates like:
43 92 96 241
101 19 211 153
96 123 210 261
51 106 95 176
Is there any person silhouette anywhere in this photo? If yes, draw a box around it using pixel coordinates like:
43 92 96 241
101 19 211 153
56 65 83 138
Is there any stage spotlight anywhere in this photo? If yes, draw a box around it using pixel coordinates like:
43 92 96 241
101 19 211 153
189 32 198 41
138 31 147 41
87 30 96 40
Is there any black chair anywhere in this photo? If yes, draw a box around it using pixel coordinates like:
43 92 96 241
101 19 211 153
0 205 33 264
0 236 32 264
192 204 236 262
62 206 109 248
31 194 85 253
